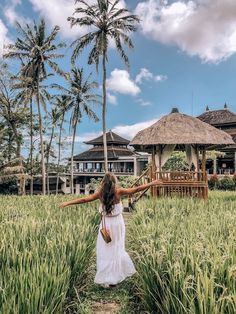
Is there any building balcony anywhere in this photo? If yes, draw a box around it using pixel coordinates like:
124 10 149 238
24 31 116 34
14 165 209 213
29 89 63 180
74 168 134 175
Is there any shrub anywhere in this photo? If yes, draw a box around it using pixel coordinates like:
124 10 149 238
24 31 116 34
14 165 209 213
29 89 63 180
232 173 236 185
218 176 235 191
162 152 189 171
208 174 219 190
118 176 138 188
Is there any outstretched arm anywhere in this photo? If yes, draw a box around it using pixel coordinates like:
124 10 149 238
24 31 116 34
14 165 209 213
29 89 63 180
58 192 100 208
118 179 162 196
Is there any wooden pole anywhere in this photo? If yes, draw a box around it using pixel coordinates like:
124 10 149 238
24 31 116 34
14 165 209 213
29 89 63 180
151 146 156 197
196 146 200 172
202 148 206 180
202 148 208 199
158 145 162 175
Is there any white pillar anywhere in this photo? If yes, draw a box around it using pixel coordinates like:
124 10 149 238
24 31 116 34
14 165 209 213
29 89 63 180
133 158 137 176
213 159 217 175
75 184 80 195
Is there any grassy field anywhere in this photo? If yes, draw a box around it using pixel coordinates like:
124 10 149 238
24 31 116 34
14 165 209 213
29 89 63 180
0 192 235 313
0 196 99 313
130 192 236 314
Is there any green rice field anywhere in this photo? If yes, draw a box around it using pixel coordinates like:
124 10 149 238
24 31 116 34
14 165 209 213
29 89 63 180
0 192 235 313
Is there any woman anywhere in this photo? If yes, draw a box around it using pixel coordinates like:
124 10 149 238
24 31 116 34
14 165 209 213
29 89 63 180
59 173 162 288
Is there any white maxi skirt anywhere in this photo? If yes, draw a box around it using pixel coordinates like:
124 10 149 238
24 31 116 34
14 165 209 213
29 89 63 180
94 203 136 286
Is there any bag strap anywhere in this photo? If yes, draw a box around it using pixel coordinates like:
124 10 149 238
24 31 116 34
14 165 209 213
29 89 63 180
101 205 106 229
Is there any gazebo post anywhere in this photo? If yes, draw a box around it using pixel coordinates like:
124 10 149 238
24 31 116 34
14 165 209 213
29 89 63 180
202 148 207 199
196 145 200 179
158 145 162 176
151 146 157 197
202 148 206 178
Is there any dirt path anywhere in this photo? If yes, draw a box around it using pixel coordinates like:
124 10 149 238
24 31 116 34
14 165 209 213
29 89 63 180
91 301 121 314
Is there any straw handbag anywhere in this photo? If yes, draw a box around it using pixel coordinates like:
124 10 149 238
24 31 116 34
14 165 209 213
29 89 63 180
100 213 112 243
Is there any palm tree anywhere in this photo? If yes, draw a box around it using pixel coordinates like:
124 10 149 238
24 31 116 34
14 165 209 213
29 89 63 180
68 0 139 172
4 19 65 195
0 64 29 161
12 73 50 195
45 107 58 195
53 67 100 194
53 95 70 194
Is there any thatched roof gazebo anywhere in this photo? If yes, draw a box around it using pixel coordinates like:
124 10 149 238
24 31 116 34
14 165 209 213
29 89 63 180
130 109 234 199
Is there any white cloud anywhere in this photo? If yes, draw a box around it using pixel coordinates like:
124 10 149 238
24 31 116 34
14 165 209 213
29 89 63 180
135 0 236 63
63 131 102 144
113 118 158 140
0 19 11 57
107 92 118 105
155 74 168 82
29 0 127 39
136 98 152 106
135 67 167 84
64 118 158 145
4 0 31 26
107 68 141 96
29 0 90 39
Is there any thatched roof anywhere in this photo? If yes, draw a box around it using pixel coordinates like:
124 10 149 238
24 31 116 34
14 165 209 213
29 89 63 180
197 108 236 125
73 146 135 161
84 130 129 146
130 112 235 148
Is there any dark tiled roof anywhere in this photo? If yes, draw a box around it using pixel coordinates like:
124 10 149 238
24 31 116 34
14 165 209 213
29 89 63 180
73 146 135 161
84 130 130 145
197 109 236 125
26 176 66 186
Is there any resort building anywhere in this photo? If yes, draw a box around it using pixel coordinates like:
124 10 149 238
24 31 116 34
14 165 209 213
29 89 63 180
197 104 236 175
71 131 149 194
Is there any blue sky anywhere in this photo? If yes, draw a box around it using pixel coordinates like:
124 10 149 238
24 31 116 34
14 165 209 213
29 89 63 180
1 0 236 160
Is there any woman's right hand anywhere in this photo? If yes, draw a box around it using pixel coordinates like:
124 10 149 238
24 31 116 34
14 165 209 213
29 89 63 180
150 179 163 186
58 201 68 208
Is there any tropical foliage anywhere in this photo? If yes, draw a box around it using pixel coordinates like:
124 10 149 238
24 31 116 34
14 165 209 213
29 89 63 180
0 0 139 194
4 19 65 194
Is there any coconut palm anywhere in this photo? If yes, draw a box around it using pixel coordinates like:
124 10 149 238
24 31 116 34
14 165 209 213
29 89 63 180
0 64 29 161
53 67 100 194
53 95 70 195
45 107 58 195
68 0 139 172
4 19 65 195
12 73 50 195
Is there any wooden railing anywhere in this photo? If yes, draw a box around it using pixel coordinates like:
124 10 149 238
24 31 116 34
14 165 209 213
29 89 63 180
154 170 208 199
155 171 207 182
128 169 208 210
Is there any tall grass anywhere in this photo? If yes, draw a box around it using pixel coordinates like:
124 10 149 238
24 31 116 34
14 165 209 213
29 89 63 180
0 196 99 313
129 191 236 314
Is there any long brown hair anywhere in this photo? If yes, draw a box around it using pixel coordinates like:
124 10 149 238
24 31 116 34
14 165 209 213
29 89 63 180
100 173 117 214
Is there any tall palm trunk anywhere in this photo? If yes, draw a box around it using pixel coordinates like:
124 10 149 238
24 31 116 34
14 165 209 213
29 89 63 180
102 50 108 173
30 98 34 195
56 114 64 195
11 124 21 158
70 122 77 195
36 79 46 195
46 126 55 195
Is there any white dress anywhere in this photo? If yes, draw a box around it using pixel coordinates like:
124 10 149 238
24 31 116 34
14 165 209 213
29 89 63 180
94 201 136 286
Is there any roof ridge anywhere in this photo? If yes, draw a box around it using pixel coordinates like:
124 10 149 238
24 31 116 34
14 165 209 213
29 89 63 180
110 130 114 142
